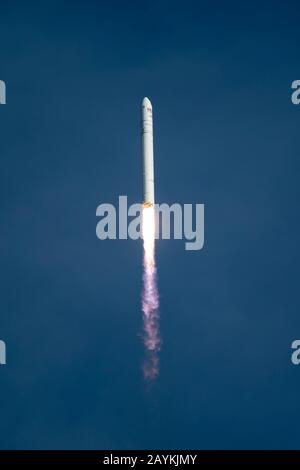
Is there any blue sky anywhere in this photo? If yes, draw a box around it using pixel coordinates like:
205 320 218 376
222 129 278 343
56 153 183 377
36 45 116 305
0 0 300 449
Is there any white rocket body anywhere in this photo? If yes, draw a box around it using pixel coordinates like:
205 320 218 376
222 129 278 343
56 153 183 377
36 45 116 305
142 97 155 206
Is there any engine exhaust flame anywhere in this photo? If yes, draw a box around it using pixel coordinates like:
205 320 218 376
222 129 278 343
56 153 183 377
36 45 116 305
142 205 160 380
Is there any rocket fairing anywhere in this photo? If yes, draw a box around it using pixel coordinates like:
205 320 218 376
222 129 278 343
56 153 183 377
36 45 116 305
142 97 155 207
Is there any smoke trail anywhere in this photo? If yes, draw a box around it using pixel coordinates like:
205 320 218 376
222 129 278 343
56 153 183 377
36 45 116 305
142 205 160 380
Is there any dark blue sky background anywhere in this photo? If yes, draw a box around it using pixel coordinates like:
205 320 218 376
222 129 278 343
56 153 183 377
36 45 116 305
0 0 300 449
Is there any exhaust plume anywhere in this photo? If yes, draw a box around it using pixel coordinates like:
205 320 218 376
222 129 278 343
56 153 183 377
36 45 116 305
142 205 160 380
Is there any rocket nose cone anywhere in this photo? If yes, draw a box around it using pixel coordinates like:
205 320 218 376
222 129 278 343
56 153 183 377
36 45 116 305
142 97 152 108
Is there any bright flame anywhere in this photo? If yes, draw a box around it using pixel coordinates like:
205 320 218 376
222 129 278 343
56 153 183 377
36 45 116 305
142 205 160 380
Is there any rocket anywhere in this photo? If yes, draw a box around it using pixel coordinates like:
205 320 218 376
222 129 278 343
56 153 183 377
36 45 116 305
142 97 155 207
